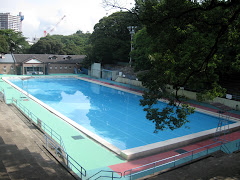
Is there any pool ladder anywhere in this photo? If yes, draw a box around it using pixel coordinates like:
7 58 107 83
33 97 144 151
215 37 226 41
214 110 230 142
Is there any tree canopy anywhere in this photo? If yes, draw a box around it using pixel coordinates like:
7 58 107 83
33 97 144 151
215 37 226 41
87 11 141 64
29 31 91 55
129 0 240 132
0 35 8 53
0 29 30 53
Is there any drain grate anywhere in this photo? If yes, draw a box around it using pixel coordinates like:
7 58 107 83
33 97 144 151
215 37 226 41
175 149 188 154
72 135 84 140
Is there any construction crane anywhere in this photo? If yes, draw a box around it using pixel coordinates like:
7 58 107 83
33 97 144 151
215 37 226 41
43 15 66 37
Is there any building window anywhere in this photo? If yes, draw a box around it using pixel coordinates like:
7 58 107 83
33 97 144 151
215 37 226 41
49 66 52 70
3 66 6 73
55 66 57 70
69 66 72 69
60 66 62 70
64 66 67 69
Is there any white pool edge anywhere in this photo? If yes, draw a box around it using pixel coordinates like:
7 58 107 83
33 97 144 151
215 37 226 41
121 122 240 160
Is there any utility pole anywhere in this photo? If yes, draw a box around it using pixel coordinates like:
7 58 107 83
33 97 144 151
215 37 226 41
127 26 137 65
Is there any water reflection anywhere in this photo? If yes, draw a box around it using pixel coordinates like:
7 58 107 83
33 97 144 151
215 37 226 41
52 90 127 149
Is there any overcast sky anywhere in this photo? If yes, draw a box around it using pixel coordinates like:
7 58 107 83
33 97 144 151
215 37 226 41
0 0 134 40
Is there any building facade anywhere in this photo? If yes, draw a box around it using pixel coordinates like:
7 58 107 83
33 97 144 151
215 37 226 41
0 54 86 75
0 12 24 32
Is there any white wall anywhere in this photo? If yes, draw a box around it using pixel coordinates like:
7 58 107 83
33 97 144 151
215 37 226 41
91 63 101 78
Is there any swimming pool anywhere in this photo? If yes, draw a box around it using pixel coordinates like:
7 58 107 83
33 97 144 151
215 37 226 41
9 77 235 152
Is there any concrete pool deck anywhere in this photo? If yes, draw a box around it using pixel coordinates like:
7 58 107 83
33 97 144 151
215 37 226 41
1 74 240 179
0 98 75 179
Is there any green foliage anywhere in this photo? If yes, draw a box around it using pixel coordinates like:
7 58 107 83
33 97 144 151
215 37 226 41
131 0 240 131
0 29 30 53
88 11 141 64
29 31 91 55
0 35 8 53
131 27 152 71
29 38 65 54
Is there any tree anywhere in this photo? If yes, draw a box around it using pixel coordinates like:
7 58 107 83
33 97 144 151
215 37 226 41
132 0 240 132
130 27 152 71
0 35 8 53
88 11 141 64
29 31 91 55
0 29 30 53
29 38 65 54
103 0 240 132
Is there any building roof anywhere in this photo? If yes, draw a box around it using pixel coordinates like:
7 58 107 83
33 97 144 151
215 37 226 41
13 54 86 64
0 54 14 63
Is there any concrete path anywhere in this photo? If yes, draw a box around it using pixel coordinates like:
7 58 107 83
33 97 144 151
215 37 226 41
0 100 74 179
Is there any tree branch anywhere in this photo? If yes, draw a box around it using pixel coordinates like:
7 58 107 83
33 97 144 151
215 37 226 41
180 6 240 87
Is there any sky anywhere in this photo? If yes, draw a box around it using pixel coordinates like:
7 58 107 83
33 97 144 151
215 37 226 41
0 0 134 40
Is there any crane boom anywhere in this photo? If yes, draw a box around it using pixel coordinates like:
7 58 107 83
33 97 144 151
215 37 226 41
44 15 66 37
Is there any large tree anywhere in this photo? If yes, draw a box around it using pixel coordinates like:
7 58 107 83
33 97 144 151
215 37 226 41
88 11 141 64
0 29 30 53
29 31 91 55
104 0 240 132
29 37 65 54
0 35 8 53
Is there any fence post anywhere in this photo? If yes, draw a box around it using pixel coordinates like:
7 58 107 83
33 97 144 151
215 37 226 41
45 135 48 149
174 156 176 167
55 146 58 157
153 162 156 174
130 169 132 180
67 154 69 168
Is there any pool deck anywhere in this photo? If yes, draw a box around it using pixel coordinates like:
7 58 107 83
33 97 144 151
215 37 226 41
108 131 240 174
1 75 240 179
0 99 75 179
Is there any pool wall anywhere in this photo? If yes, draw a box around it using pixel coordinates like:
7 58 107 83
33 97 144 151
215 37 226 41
2 76 240 161
121 121 240 160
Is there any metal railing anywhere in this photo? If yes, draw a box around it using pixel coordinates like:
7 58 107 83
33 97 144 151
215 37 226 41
44 134 86 179
87 170 122 180
11 97 86 179
124 141 224 179
11 97 66 151
0 85 5 102
236 141 240 151
0 89 4 102
231 94 240 101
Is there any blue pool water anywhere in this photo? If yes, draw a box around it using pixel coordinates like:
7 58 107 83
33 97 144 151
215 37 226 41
10 78 233 150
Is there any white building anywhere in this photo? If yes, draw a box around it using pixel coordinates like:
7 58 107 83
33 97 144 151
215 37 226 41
0 12 24 32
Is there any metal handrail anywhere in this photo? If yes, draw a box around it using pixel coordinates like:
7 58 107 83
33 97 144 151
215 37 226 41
0 87 4 101
0 86 5 102
11 97 86 178
44 134 87 178
87 170 122 180
124 141 223 178
236 141 240 151
11 97 66 152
